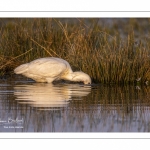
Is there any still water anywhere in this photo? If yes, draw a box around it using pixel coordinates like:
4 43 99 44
0 76 150 132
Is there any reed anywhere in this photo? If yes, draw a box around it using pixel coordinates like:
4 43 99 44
0 18 150 84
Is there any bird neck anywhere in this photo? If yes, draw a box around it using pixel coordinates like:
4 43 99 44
61 73 73 81
61 71 81 82
60 67 74 81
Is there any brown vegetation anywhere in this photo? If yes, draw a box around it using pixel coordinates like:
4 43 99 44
0 18 150 84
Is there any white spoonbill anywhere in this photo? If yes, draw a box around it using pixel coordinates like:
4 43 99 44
14 57 91 84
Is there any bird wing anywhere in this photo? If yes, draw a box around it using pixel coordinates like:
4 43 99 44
27 58 67 78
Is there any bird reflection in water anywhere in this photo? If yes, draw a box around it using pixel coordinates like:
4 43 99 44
14 83 91 110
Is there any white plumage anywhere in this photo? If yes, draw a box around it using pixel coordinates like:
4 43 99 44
14 57 91 84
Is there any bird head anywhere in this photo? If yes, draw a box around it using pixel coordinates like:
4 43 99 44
72 71 91 84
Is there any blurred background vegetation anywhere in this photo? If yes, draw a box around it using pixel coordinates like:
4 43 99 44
0 18 150 84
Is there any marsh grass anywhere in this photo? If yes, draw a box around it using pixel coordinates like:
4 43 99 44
0 18 150 84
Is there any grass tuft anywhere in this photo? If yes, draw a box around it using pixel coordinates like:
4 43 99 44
0 18 150 84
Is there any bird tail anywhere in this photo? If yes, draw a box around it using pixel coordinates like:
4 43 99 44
14 63 28 74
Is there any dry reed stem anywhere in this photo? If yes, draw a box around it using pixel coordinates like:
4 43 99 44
0 48 33 70
54 19 76 54
30 37 60 57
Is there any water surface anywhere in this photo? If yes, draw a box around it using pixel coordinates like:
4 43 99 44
0 77 150 132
